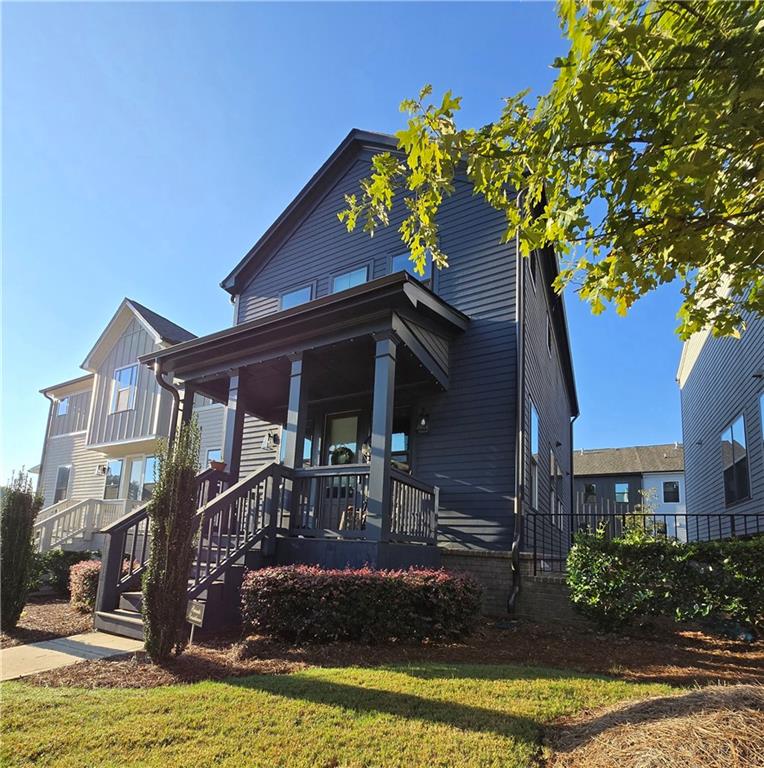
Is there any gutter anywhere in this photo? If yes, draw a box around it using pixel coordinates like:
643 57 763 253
36 393 56 498
154 362 181 446
508 195 526 614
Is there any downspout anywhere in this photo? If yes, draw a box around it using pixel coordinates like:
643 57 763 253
37 393 56 498
508 192 526 614
154 362 180 447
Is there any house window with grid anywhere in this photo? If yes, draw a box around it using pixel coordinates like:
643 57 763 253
721 414 750 504
529 401 540 510
110 364 137 413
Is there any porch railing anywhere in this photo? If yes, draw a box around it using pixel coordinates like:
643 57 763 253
34 497 142 552
289 464 438 545
95 467 231 614
523 508 764 575
389 468 438 544
290 465 371 537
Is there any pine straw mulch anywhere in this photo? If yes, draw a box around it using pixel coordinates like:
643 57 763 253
0 596 92 648
21 619 764 690
546 684 764 768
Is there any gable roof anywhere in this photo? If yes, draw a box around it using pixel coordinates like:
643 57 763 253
81 298 195 372
574 444 684 476
221 129 399 295
126 299 196 345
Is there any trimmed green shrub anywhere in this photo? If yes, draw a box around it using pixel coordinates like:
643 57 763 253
1 472 43 630
241 565 482 643
39 549 98 595
143 420 201 661
567 528 764 631
69 560 102 613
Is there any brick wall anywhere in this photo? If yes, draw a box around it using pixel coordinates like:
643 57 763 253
514 575 591 627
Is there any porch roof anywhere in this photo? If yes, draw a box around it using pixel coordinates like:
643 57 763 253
139 273 468 418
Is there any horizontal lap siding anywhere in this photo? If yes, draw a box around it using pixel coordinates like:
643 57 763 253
239 416 279 479
414 186 517 551
39 433 107 509
195 405 225 468
680 312 764 526
522 251 575 531
88 318 172 447
48 389 91 437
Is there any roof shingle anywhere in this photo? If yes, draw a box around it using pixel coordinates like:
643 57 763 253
574 444 684 476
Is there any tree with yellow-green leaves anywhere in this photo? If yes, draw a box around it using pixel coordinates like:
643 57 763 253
340 0 763 339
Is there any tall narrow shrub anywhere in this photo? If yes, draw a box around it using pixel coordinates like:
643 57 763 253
1 471 43 630
142 419 201 661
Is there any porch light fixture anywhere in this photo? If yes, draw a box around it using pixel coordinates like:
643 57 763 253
261 431 280 452
416 411 430 434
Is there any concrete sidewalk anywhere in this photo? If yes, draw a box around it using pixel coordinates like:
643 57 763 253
1 632 143 681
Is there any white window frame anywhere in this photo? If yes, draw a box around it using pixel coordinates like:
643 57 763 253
57 397 69 417
206 448 223 464
614 482 629 504
110 364 138 414
54 464 71 503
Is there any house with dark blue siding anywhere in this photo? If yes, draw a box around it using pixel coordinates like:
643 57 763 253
95 130 578 637
677 309 764 538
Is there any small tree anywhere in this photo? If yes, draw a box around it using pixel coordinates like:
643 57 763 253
1 471 43 631
142 419 201 661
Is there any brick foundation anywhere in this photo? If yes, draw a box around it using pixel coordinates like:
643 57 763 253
440 548 513 616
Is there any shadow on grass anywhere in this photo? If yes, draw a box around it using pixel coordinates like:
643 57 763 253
228 670 542 742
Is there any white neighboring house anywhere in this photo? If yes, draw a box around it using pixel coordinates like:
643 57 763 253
33 299 224 553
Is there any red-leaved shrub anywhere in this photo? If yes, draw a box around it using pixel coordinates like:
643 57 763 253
241 565 482 643
69 560 101 613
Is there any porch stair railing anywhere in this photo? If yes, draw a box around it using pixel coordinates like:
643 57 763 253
33 497 141 552
94 463 285 635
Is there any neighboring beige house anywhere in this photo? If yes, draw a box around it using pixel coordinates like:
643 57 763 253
33 299 224 551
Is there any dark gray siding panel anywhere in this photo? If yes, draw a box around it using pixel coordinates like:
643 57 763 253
412 185 518 551
237 150 410 324
48 389 91 437
681 312 764 523
239 416 279 480
522 253 575 521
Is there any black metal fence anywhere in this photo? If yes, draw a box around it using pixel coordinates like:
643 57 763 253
523 507 764 576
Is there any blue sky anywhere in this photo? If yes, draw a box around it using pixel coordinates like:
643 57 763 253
2 2 684 480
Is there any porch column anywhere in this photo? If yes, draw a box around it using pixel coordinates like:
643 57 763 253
179 383 196 426
367 332 398 541
281 353 307 470
221 369 246 481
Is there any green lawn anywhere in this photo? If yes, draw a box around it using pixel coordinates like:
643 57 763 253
1 664 672 768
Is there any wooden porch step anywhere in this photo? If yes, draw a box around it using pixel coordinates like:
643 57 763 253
94 609 144 641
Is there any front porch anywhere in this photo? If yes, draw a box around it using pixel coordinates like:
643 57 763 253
155 273 466 568
94 275 468 635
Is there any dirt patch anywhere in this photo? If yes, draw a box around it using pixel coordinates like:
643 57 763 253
0 597 92 648
23 619 764 689
546 684 764 768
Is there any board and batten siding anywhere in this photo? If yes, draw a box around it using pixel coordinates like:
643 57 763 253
48 389 92 437
87 317 173 448
39 433 107 509
680 310 764 519
522 252 575 522
195 403 225 468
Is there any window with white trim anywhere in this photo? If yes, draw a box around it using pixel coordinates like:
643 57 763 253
54 465 71 503
280 285 313 310
110 365 137 413
104 459 123 500
332 265 368 293
615 482 629 504
207 448 222 464
57 397 69 417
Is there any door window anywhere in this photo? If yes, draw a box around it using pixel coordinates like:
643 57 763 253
325 414 359 465
142 456 157 500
